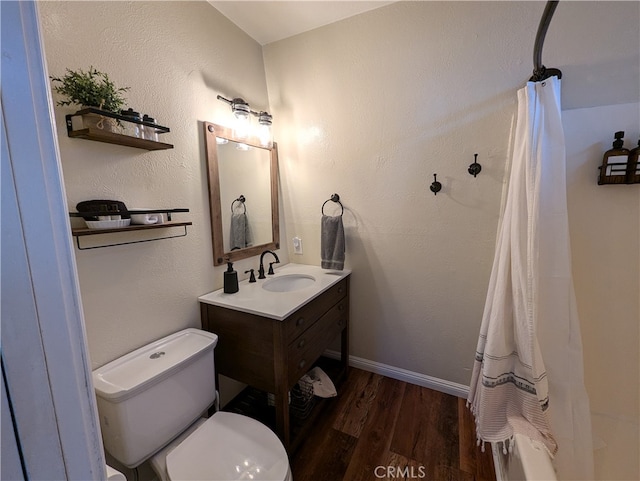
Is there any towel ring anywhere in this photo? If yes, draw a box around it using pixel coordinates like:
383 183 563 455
321 193 344 216
231 195 246 214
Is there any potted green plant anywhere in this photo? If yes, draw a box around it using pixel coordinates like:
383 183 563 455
50 67 129 132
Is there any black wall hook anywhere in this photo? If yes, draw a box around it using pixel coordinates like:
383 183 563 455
430 174 442 195
468 153 482 178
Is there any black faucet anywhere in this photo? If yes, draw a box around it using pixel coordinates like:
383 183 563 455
258 250 280 279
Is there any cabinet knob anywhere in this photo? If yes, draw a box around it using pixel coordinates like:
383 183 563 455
338 304 345 311
297 338 306 349
299 359 306 370
338 287 344 294
296 317 305 327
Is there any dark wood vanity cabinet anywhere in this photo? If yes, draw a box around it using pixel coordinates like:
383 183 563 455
200 275 350 449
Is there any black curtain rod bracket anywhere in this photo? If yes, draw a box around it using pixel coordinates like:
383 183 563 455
530 0 563 82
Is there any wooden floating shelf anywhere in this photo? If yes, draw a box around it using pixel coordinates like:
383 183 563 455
68 128 174 151
71 221 192 237
597 163 640 185
65 108 174 151
70 221 192 250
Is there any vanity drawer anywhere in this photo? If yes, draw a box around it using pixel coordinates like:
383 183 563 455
287 298 348 386
284 278 348 344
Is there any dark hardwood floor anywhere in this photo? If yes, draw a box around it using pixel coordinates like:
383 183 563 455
290 368 495 481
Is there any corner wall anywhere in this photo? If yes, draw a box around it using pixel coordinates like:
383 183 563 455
263 0 639 386
263 2 638 478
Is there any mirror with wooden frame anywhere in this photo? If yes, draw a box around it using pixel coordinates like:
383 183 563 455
204 122 279 266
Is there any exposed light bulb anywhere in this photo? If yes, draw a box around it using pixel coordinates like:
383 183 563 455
258 124 272 148
257 111 273 148
231 98 251 140
234 113 250 140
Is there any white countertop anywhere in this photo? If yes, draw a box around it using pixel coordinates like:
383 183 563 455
198 263 351 320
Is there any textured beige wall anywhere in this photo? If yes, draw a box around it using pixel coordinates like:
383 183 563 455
263 2 638 477
38 1 287 369
263 0 639 387
565 103 639 423
564 103 639 480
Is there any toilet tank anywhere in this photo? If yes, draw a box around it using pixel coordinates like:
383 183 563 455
92 328 218 468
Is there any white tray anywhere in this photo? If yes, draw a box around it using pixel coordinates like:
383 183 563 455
85 219 131 229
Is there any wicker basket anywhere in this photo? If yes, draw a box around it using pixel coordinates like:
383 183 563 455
267 376 316 420
290 376 315 420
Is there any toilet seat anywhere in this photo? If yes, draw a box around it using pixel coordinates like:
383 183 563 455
166 412 291 481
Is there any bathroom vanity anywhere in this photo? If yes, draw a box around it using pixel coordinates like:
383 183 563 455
199 264 350 450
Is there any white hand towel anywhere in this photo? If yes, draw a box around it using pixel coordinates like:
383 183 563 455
230 212 253 249
321 215 345 270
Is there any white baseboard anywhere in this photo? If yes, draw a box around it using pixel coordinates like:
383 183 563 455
324 350 470 399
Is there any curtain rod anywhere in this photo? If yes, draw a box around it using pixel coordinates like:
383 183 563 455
530 0 563 82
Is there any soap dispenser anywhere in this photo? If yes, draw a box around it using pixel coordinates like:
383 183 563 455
224 261 239 294
598 131 630 184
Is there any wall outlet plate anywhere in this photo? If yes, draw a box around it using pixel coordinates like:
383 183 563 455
293 236 303 255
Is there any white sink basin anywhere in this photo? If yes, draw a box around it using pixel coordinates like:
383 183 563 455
262 274 316 292
199 264 351 320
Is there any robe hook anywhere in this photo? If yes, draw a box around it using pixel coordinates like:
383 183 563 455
430 174 442 195
468 153 482 178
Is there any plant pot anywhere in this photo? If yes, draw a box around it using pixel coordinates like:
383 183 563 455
80 111 120 133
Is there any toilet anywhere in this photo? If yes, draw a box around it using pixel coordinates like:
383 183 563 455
92 328 292 481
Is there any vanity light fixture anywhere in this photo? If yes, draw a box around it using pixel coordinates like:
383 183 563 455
217 94 274 146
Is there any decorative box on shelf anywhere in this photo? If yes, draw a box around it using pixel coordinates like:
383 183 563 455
65 107 174 151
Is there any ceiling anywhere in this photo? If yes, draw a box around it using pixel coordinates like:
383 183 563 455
208 1 395 45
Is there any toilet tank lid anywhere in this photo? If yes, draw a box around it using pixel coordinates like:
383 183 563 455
92 328 218 402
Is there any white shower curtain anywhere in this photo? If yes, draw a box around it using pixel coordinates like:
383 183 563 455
468 76 594 480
